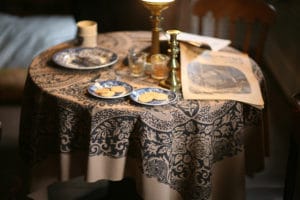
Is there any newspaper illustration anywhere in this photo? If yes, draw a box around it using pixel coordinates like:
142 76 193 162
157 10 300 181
180 43 264 109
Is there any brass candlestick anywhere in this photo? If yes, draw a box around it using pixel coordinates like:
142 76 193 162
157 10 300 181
160 29 181 92
141 0 175 56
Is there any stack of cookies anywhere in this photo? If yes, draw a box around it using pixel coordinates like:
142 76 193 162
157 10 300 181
95 85 126 97
138 91 168 103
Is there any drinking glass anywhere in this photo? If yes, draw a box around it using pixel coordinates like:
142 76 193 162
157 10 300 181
128 49 147 77
150 54 169 80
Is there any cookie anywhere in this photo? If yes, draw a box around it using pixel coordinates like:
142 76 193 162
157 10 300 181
95 88 110 95
110 85 126 93
100 90 116 97
153 92 168 101
138 92 154 103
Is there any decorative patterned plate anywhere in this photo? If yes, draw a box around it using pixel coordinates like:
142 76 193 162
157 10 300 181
52 47 118 70
88 80 133 99
130 87 177 106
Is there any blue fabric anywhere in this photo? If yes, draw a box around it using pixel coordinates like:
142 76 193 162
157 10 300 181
0 13 77 68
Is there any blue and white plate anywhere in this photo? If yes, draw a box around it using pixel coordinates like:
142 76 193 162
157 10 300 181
88 80 133 99
130 87 177 106
53 47 118 70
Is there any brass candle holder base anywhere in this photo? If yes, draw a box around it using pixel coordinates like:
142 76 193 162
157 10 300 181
159 29 181 92
159 79 181 92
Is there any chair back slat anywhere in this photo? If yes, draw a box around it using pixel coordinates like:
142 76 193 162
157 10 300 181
193 0 276 64
198 17 203 35
228 19 236 44
255 25 269 62
214 18 220 37
243 22 252 53
0 121 2 142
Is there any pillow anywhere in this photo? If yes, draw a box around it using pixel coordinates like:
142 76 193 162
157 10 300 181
0 12 77 68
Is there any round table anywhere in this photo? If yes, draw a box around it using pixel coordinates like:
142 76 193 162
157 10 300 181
20 31 265 200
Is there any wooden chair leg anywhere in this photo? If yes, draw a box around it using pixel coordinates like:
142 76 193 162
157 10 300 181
283 138 298 200
0 121 2 141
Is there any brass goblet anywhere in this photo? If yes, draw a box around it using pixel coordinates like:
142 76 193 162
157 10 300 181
140 0 175 56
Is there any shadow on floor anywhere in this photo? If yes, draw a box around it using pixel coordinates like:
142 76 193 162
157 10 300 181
48 177 142 200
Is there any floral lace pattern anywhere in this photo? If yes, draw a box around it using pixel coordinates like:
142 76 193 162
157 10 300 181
20 31 263 200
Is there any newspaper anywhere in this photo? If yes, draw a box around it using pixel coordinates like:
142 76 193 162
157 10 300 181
160 32 231 51
180 43 264 109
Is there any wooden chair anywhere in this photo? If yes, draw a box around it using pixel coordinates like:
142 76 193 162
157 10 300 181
193 0 277 177
192 0 276 64
0 121 2 141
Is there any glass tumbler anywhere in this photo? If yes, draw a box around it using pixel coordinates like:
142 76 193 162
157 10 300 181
128 50 147 77
150 54 170 80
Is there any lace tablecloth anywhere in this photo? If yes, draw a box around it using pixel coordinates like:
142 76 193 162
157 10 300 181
20 31 264 200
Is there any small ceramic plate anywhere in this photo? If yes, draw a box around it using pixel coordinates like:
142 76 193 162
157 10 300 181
130 87 177 106
52 47 118 70
88 80 133 99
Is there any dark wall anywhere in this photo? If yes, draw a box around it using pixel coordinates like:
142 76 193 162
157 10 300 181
73 0 152 32
0 0 74 15
0 0 185 33
73 0 193 33
0 0 155 32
